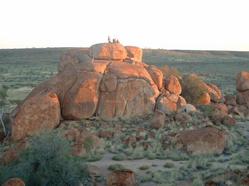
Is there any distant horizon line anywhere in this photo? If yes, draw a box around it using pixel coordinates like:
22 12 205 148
0 46 249 52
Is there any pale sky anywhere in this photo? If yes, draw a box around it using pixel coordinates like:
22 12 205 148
0 0 249 50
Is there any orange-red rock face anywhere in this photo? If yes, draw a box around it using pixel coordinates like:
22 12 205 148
9 43 163 140
89 43 127 61
125 46 143 62
237 71 249 92
11 92 61 141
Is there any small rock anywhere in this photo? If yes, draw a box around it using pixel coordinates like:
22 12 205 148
150 110 165 129
225 95 237 106
222 115 236 126
107 170 136 186
2 178 25 186
198 92 211 105
236 71 249 92
98 130 114 139
178 104 197 113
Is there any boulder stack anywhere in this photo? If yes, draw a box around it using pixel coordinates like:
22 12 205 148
236 71 249 107
9 43 160 140
8 42 224 141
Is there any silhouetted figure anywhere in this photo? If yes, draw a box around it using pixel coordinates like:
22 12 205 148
108 36 111 43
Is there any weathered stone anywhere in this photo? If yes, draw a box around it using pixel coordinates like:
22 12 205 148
176 127 226 155
93 60 111 73
156 94 177 114
59 49 92 72
237 90 249 107
164 75 182 95
146 65 163 89
206 83 222 103
107 170 136 186
2 178 25 186
89 43 127 61
222 115 236 126
98 130 114 139
98 78 158 120
225 95 237 106
125 46 143 62
178 104 197 113
107 62 155 85
150 110 165 129
197 92 211 105
236 71 249 92
100 73 118 92
0 141 27 165
62 72 102 120
177 96 187 109
11 92 61 141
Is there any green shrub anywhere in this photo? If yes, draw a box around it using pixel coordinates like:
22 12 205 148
181 74 208 104
108 164 126 171
0 131 92 186
163 162 175 168
139 165 150 170
192 175 204 186
160 65 181 79
112 153 126 161
198 105 215 117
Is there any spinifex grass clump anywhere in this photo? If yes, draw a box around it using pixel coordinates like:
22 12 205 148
181 74 208 104
0 131 92 186
160 64 182 79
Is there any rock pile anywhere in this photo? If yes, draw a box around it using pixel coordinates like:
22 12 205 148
8 42 223 141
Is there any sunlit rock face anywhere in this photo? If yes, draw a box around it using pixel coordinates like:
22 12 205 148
9 43 162 140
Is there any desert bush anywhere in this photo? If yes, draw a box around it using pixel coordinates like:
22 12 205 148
108 164 126 171
192 175 204 186
160 65 181 79
164 162 175 168
198 105 215 117
0 131 92 186
181 74 208 104
139 165 150 170
0 85 8 100
112 153 126 161
0 85 8 106
187 156 212 171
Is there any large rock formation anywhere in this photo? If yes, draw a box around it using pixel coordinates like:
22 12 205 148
8 42 224 141
9 43 161 140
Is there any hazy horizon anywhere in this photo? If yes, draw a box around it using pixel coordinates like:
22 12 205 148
1 0 249 51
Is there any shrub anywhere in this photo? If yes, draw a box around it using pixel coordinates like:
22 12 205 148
139 165 150 170
112 153 126 161
163 162 175 168
181 74 208 104
0 131 92 186
192 175 204 186
108 164 126 171
198 105 215 117
160 65 181 79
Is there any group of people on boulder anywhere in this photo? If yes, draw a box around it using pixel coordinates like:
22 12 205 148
108 36 120 44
